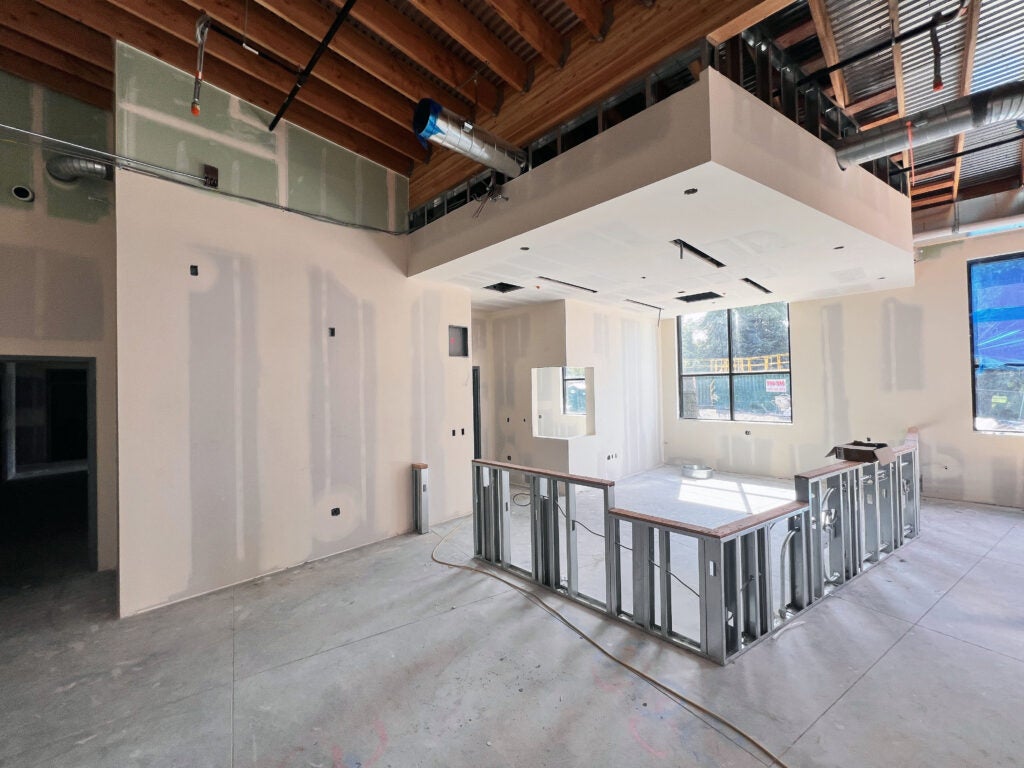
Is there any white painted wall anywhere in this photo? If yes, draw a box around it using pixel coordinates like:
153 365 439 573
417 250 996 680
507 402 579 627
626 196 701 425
661 230 1024 509
473 300 661 482
532 366 592 439
564 300 662 481
116 171 472 616
472 302 569 472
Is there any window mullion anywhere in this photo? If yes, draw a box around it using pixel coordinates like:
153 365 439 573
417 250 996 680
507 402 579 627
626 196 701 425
727 309 735 421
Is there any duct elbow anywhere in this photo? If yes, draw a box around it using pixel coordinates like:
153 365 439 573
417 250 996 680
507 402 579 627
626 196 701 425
46 155 114 183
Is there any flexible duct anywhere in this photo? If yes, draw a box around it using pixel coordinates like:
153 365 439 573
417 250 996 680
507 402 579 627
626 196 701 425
413 99 525 178
46 155 114 183
834 81 1024 169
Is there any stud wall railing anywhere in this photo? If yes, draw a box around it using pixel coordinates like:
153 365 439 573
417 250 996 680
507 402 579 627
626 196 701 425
471 438 920 665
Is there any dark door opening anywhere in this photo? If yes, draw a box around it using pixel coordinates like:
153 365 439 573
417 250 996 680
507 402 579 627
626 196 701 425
0 359 94 590
472 366 482 460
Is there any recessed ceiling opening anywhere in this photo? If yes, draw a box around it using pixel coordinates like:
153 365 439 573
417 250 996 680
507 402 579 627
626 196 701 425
671 239 726 268
537 276 598 294
741 277 772 294
677 291 724 303
484 282 524 293
625 299 663 310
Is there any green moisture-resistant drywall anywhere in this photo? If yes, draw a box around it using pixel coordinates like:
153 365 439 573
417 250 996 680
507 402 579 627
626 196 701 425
0 72 35 210
0 70 112 223
43 88 113 223
116 43 407 231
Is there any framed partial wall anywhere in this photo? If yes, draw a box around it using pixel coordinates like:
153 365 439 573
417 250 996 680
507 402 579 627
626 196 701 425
0 356 99 571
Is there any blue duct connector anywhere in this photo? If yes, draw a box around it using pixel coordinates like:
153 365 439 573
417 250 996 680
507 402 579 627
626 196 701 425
412 98 524 178
414 99 445 145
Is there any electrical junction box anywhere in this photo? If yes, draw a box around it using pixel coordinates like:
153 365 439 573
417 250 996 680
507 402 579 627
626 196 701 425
826 441 896 465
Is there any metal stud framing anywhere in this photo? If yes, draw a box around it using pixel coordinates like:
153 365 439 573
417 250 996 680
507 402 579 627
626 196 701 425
472 444 920 666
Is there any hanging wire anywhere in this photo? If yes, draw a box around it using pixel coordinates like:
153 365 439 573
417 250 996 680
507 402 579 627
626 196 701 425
509 491 701 599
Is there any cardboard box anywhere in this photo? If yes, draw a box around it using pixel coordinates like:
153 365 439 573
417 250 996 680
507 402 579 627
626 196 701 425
826 441 897 465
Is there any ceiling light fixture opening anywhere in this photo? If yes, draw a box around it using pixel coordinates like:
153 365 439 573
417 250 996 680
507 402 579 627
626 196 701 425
671 238 726 268
484 282 524 293
536 275 598 294
677 291 723 303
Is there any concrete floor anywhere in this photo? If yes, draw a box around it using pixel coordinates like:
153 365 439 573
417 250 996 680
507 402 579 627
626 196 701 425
1 496 1023 767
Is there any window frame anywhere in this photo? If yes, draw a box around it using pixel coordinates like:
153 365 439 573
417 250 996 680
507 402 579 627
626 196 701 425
561 366 587 415
677 303 793 424
967 252 1024 435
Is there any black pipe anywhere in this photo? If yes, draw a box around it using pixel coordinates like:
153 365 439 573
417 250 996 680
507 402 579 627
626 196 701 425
797 0 966 87
889 132 1024 177
209 22 300 76
268 0 357 132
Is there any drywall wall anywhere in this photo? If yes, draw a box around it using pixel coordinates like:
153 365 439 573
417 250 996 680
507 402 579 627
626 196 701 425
472 302 570 472
707 69 911 257
115 43 408 232
116 171 472 616
563 300 661 481
661 229 1024 509
409 72 714 276
0 71 118 571
473 300 661 482
532 366 592 439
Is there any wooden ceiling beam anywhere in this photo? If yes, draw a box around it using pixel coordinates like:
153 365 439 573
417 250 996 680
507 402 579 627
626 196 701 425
845 86 897 116
347 1 500 114
99 0 424 162
32 0 412 173
774 18 816 49
485 0 567 69
253 0 473 115
176 0 415 131
951 0 981 201
0 0 112 71
0 25 113 91
0 46 111 111
562 0 611 41
858 112 902 131
410 0 822 206
806 0 848 108
708 0 791 45
912 192 954 209
910 164 955 182
911 178 955 196
406 0 531 91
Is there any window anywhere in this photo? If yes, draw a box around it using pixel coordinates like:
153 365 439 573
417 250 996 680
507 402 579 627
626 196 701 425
562 366 587 415
969 254 1024 433
677 302 792 423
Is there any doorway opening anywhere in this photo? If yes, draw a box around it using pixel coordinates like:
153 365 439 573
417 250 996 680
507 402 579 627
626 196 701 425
0 358 96 591
472 366 482 460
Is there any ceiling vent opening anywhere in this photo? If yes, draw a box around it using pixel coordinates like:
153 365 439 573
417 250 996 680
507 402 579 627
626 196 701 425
484 282 524 293
624 299 663 311
537 276 598 293
741 277 772 294
671 239 725 268
677 291 723 303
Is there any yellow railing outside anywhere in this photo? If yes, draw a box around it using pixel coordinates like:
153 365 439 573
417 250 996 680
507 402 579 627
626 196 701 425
681 353 790 374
